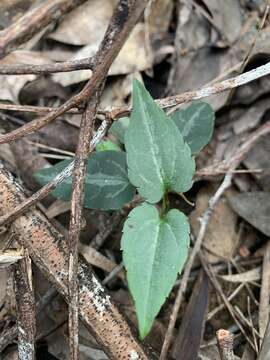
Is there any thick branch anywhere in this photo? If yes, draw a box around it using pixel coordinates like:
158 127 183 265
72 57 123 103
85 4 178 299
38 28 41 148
0 164 152 360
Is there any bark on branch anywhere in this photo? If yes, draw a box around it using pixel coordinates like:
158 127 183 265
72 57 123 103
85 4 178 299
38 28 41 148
0 164 153 360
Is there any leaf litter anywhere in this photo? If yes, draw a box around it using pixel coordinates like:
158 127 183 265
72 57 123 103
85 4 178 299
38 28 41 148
0 1 270 359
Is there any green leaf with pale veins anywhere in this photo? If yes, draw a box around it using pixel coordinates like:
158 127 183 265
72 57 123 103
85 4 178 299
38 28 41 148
109 117 130 144
121 202 190 338
125 80 195 203
171 102 215 155
34 151 135 210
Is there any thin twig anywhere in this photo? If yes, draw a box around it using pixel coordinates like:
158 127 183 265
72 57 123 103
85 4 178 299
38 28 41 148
14 252 36 360
68 94 101 359
1 61 270 144
201 254 257 351
0 58 94 75
0 103 82 114
216 329 235 360
109 61 270 119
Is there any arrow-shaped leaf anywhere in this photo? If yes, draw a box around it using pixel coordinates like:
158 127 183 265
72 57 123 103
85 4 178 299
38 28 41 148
121 202 190 338
125 80 195 203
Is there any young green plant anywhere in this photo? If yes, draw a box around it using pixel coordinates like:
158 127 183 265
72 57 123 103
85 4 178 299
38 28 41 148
35 80 214 339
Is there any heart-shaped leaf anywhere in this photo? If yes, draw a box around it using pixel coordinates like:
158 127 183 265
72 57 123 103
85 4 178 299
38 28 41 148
125 80 195 203
34 151 135 210
171 102 215 155
121 202 190 338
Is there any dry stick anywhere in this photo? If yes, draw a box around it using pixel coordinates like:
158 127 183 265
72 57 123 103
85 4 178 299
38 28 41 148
67 1 149 358
216 329 235 360
109 61 270 119
259 240 270 341
0 57 94 75
0 165 152 360
1 60 270 145
14 252 36 360
0 120 109 227
201 253 256 351
0 0 88 58
0 103 82 114
159 120 270 360
68 94 101 359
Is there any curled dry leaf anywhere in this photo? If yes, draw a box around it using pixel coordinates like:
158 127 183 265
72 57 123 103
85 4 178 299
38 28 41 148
53 24 151 86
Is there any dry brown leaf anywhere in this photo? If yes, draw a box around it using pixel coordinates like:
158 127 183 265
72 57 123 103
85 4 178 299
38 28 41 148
52 23 151 86
49 0 117 46
0 50 52 102
190 185 237 262
229 192 270 237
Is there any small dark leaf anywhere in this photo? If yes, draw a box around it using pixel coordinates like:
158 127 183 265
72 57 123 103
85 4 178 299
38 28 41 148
171 102 215 155
34 151 135 210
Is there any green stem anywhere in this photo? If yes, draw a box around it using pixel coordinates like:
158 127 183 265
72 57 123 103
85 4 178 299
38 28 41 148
161 192 169 216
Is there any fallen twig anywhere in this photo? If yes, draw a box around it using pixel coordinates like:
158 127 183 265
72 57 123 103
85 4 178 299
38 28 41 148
0 57 93 75
0 103 82 114
1 61 270 145
109 61 270 119
216 329 235 360
14 253 36 360
0 164 153 359
68 95 101 359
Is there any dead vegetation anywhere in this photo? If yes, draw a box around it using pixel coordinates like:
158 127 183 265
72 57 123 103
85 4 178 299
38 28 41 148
0 1 270 359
